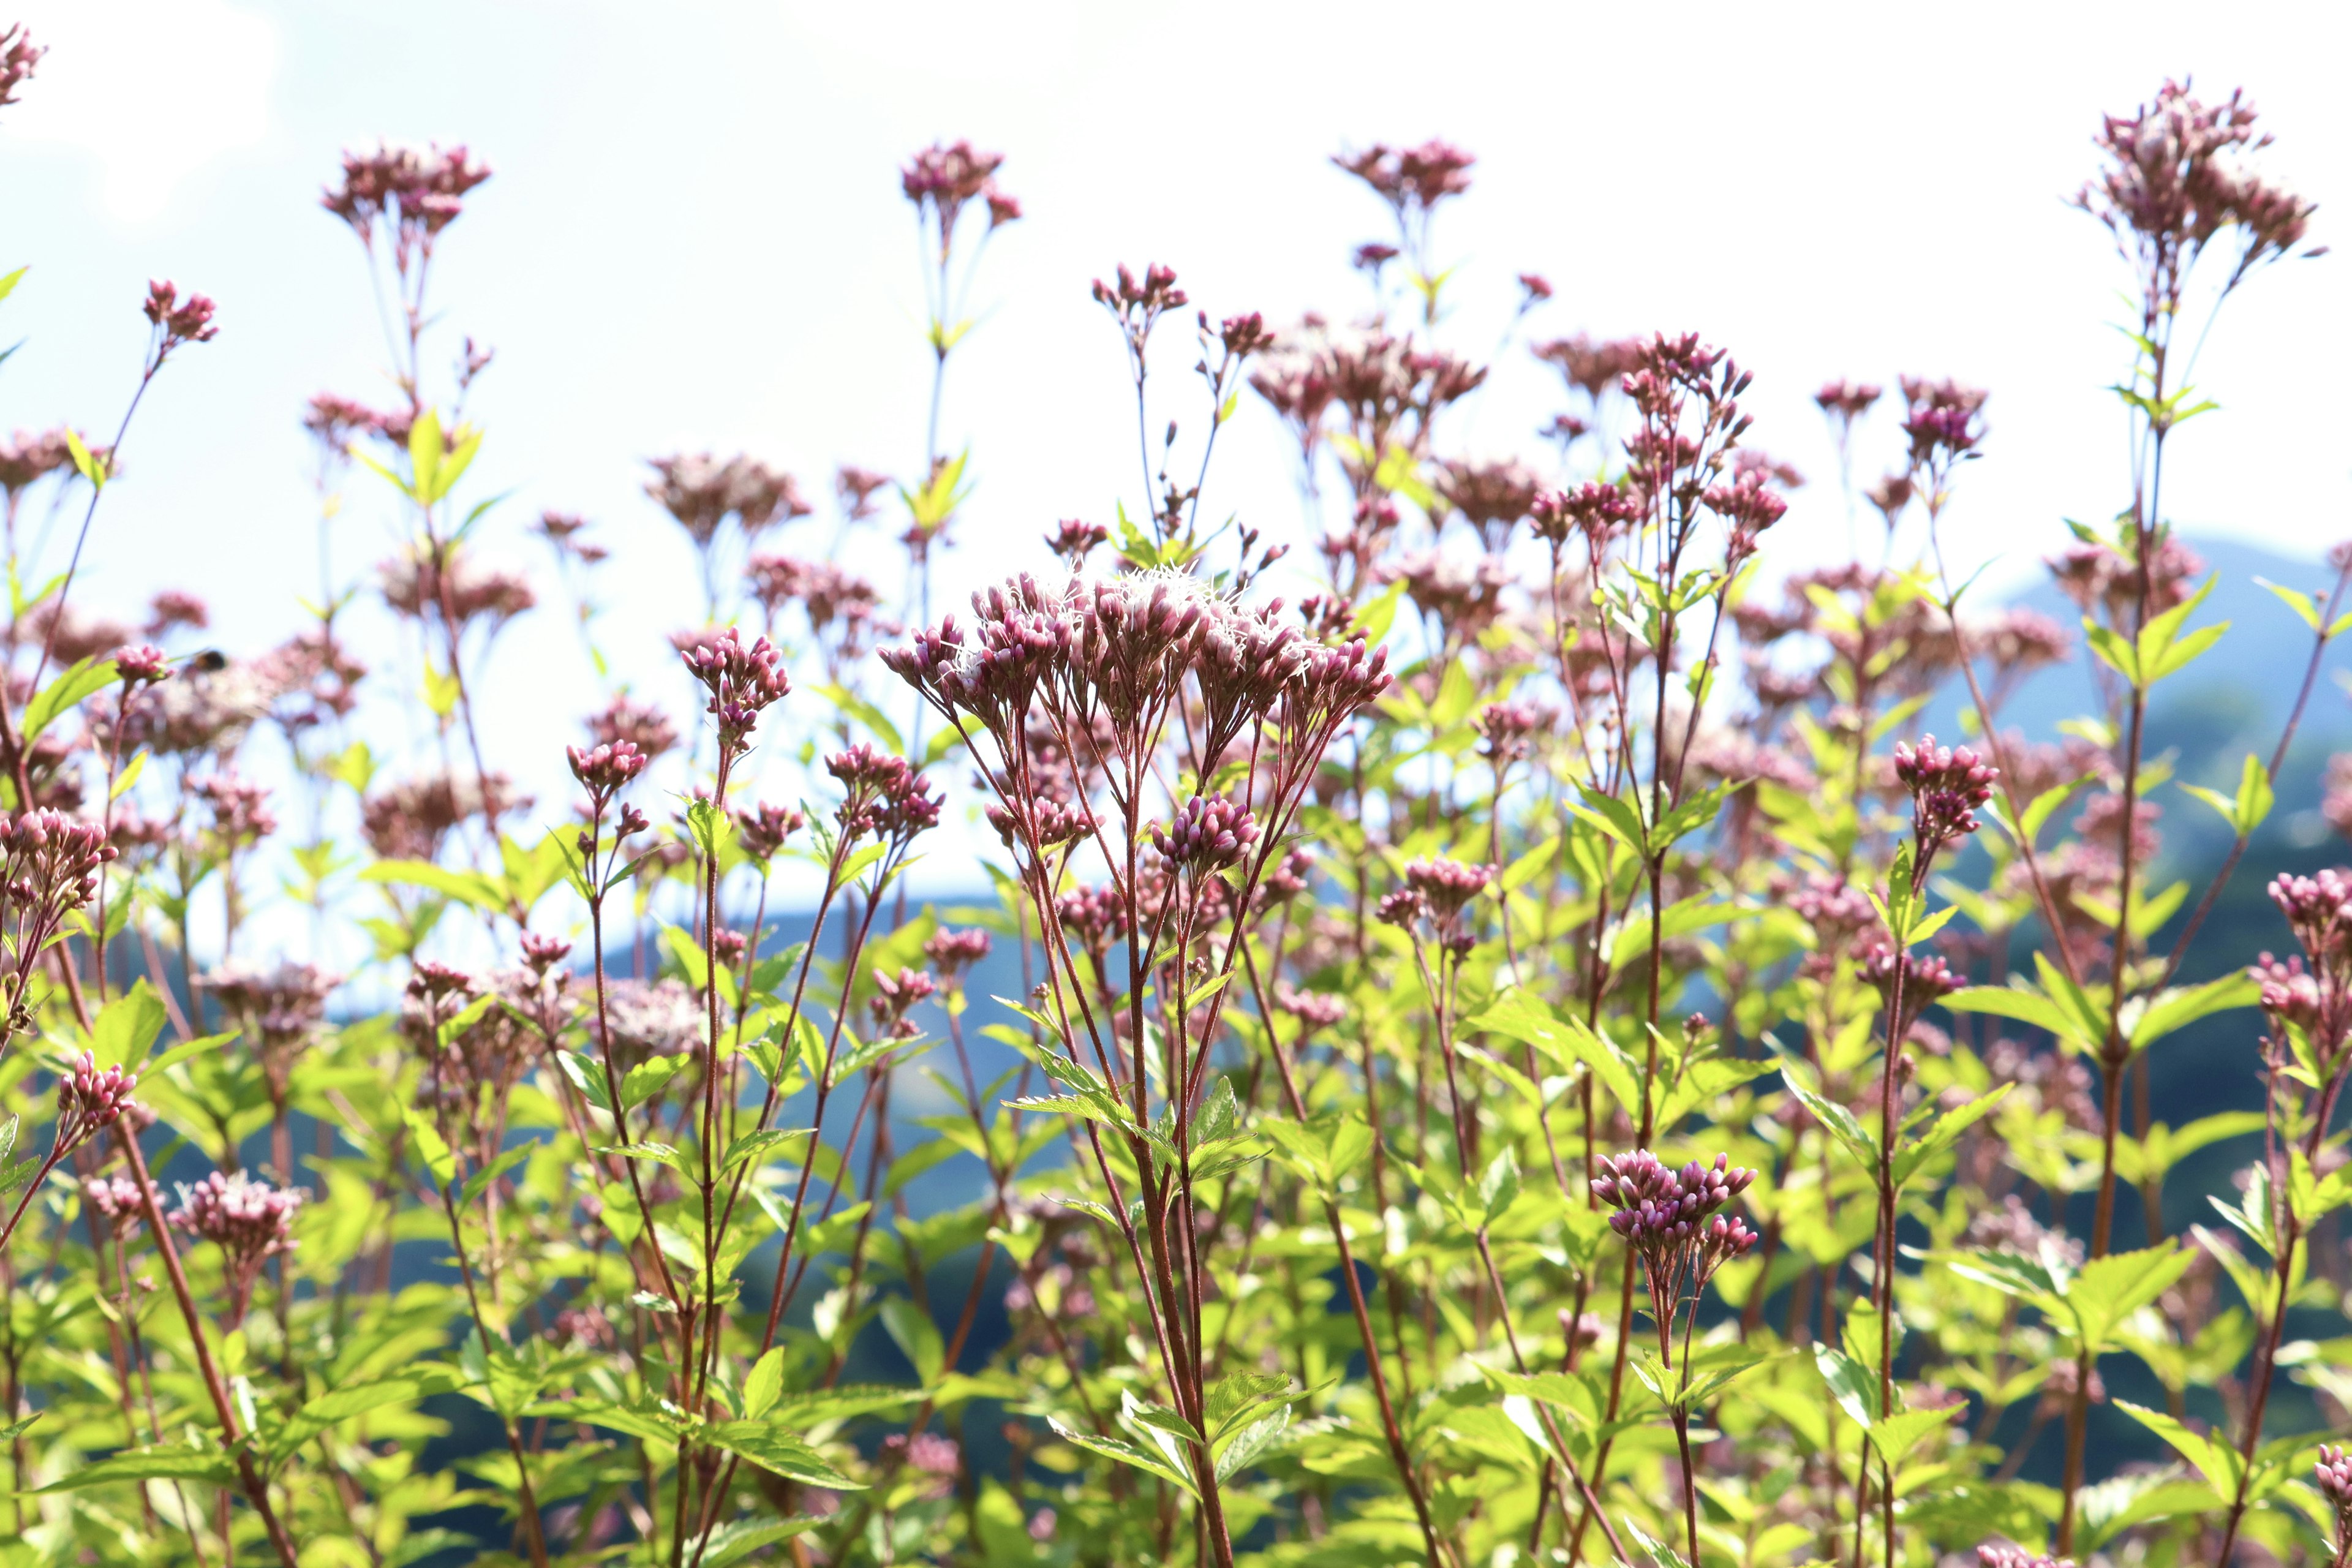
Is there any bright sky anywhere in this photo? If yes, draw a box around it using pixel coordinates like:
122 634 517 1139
4 0 2350 916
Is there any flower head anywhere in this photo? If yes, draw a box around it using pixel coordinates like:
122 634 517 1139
1151 795 1258 875
681 629 790 755
55 1051 138 1153
568 740 648 804
0 24 43 109
1893 734 1998 853
143 280 219 349
170 1170 302 1319
1592 1150 1760 1318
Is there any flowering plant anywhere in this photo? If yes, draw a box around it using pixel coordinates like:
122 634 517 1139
0 41 2345 1568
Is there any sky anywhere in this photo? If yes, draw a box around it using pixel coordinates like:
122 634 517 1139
2 0 2350 925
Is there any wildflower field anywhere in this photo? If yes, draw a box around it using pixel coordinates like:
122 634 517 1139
0 25 2348 1568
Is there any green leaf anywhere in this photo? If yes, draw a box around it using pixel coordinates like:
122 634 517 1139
1867 1405 1959 1468
1214 1406 1293 1482
1351 581 1406 647
2069 1244 2194 1350
1811 1342 1879 1426
361 859 508 916
2256 577 2323 632
557 1050 612 1112
2179 752 2274 839
621 1054 690 1113
1891 1084 2014 1189
880 1297 946 1387
110 747 148 801
409 407 443 502
270 1371 462 1458
1569 782 1649 855
703 1421 864 1490
402 1108 456 1186
2114 1398 2242 1492
741 1348 785 1420
1477 1147 1521 1226
133 1030 234 1080
1777 1058 1875 1169
458 1144 533 1210
88 981 171 1071
722 1127 812 1174
22 655 119 744
38 1444 233 1491
1047 1414 1197 1496
63 427 105 489
2126 972 2260 1052
1951 954 2104 1054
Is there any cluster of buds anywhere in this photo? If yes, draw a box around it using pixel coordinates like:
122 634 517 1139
1150 795 1259 876
2269 869 2352 965
2077 81 2316 287
408 959 478 1006
2315 1446 2352 1542
1531 479 1639 548
1194 601 1308 762
196 772 277 850
1046 518 1109 568
321 140 491 256
111 643 172 688
1893 734 1999 861
0 24 41 110
0 809 118 1033
54 1051 139 1156
1278 986 1347 1030
1209 310 1275 360
0 428 74 499
142 280 219 353
1859 943 1964 1045
1704 467 1789 569
826 744 939 850
836 465 889 521
1056 885 1129 958
1815 379 1882 424
682 629 790 755
567 739 649 809
2258 869 2352 1061
1436 458 1541 550
1332 138 1475 263
902 140 1019 236
987 794 1096 853
170 1170 303 1320
870 967 937 1040
647 453 809 548
203 960 338 1107
520 932 573 976
1900 377 1988 475
1476 699 1545 764
878 1430 963 1502
733 801 806 862
82 1172 148 1237
1256 846 1315 908
888 571 1341 772
746 554 883 642
1976 1547 2071 1568
1536 333 1645 403
924 927 992 986
1093 263 1188 361
589 694 679 760
1379 858 1492 956
1591 1150 1759 1327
